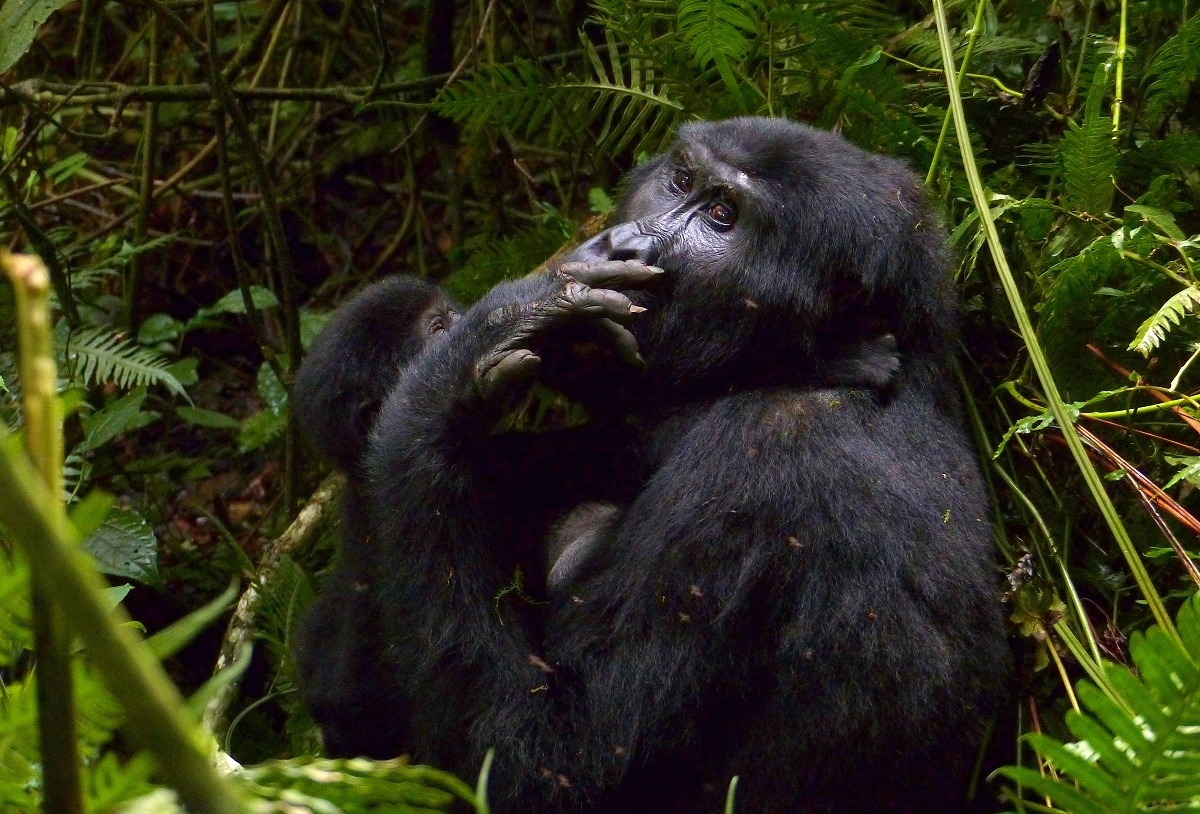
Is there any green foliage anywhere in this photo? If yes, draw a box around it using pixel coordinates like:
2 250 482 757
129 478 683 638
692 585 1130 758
236 757 476 813
1061 67 1119 217
1144 12 1200 121
61 327 185 398
0 0 75 72
1128 285 1200 356
5 0 1200 808
999 595 1200 812
83 506 159 582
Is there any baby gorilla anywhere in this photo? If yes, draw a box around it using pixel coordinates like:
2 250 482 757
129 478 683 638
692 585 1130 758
295 261 900 594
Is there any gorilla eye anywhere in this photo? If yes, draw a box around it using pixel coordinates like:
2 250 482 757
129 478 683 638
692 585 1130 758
709 202 737 228
671 168 693 194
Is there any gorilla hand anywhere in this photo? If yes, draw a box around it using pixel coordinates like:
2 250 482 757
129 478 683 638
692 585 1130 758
475 260 662 403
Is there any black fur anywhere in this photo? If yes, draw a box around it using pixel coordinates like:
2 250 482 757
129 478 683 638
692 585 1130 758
294 117 1009 813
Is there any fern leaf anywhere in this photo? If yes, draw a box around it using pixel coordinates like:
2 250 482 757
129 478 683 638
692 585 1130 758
434 59 556 137
61 327 185 397
1128 286 1200 356
564 33 684 155
677 0 763 67
1144 12 1200 122
1038 235 1123 343
998 594 1200 812
1060 65 1119 216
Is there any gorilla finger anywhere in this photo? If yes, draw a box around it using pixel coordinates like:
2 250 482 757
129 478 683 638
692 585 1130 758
566 286 647 324
561 260 665 289
476 349 541 401
599 319 645 369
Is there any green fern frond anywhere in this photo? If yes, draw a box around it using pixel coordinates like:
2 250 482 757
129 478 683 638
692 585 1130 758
677 0 763 67
1144 12 1200 122
434 58 558 139
998 594 1200 812
568 33 684 155
1128 286 1200 356
61 327 185 397
1038 235 1124 342
435 34 682 154
1060 66 1118 217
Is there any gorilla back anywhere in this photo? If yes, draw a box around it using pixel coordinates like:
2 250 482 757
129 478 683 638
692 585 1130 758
293 117 1010 814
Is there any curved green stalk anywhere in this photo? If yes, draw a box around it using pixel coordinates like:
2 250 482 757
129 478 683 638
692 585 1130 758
931 0 1179 643
926 0 987 186
3 252 85 814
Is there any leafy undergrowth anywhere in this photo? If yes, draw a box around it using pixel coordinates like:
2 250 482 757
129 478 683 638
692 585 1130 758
1 0 1200 811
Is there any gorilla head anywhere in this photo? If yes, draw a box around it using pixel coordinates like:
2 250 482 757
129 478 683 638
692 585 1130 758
567 118 950 393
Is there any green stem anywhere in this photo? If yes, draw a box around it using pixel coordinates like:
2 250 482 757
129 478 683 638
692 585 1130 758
1112 0 1128 130
3 252 85 814
880 51 1024 98
931 0 1179 643
1066 0 1096 110
926 0 987 186
1121 249 1191 286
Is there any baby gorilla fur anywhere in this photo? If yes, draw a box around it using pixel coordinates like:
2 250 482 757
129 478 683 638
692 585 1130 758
293 117 1009 814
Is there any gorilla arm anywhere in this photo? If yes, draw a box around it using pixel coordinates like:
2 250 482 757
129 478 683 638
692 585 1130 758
357 266 769 805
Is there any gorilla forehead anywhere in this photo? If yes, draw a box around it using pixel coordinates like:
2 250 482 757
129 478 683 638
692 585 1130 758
673 117 880 199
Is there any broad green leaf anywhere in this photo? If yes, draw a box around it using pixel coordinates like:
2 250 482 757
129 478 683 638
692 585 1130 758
299 310 331 350
137 313 183 346
103 584 132 609
0 0 75 73
186 286 279 331
80 386 149 452
1124 204 1187 240
166 357 200 387
176 406 241 430
205 286 279 316
239 405 287 452
83 507 159 581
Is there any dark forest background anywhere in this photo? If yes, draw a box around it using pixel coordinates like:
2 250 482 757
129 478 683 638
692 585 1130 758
2 0 1200 811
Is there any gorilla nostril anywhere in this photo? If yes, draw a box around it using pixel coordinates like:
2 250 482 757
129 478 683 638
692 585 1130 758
608 234 660 265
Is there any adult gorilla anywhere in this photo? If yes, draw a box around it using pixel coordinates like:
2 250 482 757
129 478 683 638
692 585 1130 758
294 117 1010 814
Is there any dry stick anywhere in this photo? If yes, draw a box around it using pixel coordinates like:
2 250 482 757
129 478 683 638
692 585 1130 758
201 472 344 738
126 8 162 330
2 252 85 814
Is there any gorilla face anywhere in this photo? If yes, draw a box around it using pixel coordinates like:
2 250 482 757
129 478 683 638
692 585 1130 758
564 118 951 393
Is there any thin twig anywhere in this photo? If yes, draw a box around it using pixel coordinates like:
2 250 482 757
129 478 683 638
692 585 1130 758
125 8 162 330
